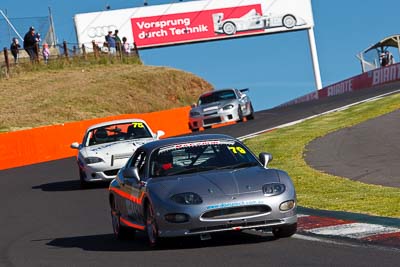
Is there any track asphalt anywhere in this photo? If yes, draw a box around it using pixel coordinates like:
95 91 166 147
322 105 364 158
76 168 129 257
299 97 400 249
1 84 399 266
305 109 400 188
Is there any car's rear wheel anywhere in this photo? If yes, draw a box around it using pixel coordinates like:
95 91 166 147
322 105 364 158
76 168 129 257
111 211 133 239
190 127 199 133
145 204 159 247
111 198 134 240
222 22 237 35
272 223 297 238
282 15 296 28
189 123 199 133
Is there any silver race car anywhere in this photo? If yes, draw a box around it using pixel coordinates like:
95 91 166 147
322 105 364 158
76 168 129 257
188 88 255 132
71 119 165 188
108 134 297 246
213 9 306 35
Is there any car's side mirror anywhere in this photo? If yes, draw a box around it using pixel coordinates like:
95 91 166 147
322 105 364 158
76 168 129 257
259 152 273 168
156 130 165 139
190 103 197 108
122 167 140 183
70 142 80 149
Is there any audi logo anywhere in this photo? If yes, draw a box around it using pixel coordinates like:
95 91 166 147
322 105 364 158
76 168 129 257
87 25 117 38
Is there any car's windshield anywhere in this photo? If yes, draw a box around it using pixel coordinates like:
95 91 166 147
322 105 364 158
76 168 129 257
84 121 152 146
198 90 236 105
149 140 259 177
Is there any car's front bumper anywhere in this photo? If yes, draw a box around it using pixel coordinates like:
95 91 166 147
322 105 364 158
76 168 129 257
189 107 240 130
158 213 297 237
78 159 125 182
153 195 297 238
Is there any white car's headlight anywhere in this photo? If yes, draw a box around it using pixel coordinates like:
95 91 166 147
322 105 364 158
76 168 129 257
171 192 203 205
84 157 104 164
190 111 201 117
223 104 234 110
263 183 286 196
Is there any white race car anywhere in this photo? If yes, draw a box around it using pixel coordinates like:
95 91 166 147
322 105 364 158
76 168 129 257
213 9 306 35
71 119 164 188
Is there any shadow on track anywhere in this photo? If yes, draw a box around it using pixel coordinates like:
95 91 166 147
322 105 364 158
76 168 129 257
44 231 277 251
32 180 109 192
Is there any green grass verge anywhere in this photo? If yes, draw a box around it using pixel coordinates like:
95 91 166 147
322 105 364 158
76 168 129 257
245 93 400 218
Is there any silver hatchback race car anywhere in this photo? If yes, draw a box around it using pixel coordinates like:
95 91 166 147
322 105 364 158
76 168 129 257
188 88 255 132
71 119 164 188
108 134 297 246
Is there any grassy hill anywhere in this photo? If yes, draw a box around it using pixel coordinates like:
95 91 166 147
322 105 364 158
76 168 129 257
0 61 213 132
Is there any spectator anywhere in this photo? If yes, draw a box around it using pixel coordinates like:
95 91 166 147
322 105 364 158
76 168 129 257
10 37 21 64
105 31 116 55
380 52 388 67
122 37 130 55
23 26 37 61
35 32 41 43
386 51 395 65
42 43 50 64
114 29 122 52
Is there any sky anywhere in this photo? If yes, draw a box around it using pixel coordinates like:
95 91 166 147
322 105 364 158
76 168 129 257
1 0 399 111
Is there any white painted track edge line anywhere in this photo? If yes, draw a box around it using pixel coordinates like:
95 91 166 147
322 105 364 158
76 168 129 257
238 89 400 141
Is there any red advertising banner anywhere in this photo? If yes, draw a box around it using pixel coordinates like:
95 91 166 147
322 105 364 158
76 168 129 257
131 5 262 47
279 63 400 107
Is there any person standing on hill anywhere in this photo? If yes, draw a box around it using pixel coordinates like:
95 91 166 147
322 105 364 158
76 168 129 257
113 29 122 52
42 43 50 64
122 37 130 55
10 38 21 64
23 26 38 61
105 31 116 55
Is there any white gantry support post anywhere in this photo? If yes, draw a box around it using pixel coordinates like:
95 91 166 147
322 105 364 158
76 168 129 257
307 27 323 90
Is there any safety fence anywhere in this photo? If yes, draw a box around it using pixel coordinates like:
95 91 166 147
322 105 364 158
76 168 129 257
1 41 141 78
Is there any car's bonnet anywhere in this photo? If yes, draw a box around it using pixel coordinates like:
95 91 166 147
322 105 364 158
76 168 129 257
149 167 280 197
81 138 153 157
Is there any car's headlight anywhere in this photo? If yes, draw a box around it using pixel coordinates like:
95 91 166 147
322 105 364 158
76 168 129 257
223 104 234 110
280 200 295 211
190 111 201 117
171 192 203 205
84 157 104 164
263 183 286 196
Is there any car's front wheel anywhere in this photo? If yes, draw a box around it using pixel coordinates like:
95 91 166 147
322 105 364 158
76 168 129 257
222 22 237 35
79 170 89 189
272 223 297 238
246 104 255 120
237 106 244 122
145 204 160 247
